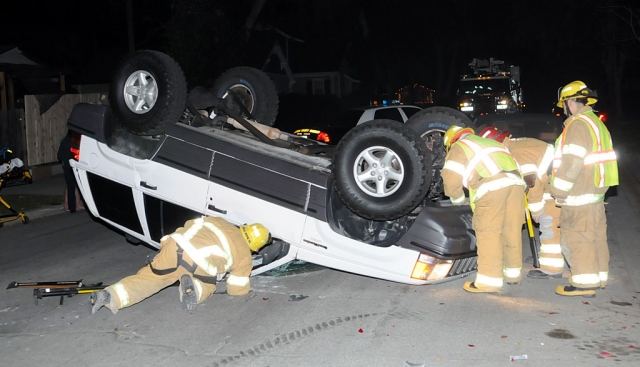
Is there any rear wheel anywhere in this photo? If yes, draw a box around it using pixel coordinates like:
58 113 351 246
405 106 474 149
109 50 187 136
211 67 279 126
405 106 474 200
332 119 432 221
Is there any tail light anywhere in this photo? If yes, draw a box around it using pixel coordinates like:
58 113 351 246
316 132 330 144
70 132 82 161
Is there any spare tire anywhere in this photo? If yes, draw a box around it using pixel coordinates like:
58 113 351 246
109 50 187 136
332 120 433 221
211 67 279 127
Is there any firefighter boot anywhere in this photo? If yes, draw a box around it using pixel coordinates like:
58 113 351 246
555 285 596 298
90 290 111 315
180 275 198 312
527 270 563 279
463 281 501 294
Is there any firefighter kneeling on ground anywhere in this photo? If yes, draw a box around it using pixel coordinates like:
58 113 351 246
90 217 271 315
479 126 565 279
442 126 526 293
551 80 618 297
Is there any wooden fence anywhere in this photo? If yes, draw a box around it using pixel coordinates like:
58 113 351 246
0 109 26 161
24 93 101 166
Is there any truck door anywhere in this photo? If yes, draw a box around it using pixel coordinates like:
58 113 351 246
133 136 213 242
205 151 308 246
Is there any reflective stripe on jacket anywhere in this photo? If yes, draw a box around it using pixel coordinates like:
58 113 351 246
443 135 523 211
551 109 618 206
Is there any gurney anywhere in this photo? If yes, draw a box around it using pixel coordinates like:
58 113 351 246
0 148 31 227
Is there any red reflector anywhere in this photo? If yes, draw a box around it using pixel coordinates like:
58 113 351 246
598 113 607 123
317 132 330 144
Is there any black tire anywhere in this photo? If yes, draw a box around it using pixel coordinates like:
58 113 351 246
211 67 279 127
22 216 29 224
332 119 433 221
405 106 474 146
109 50 187 136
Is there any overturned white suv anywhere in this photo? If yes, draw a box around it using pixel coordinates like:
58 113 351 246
68 50 477 285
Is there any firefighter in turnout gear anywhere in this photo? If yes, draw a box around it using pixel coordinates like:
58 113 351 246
90 217 271 314
479 127 564 278
551 81 618 297
442 126 526 293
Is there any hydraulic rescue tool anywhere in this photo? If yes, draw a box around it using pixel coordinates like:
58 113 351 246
7 280 107 306
523 195 540 268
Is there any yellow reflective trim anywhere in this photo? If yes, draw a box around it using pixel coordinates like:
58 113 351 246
171 233 218 276
193 278 204 302
584 150 617 165
562 143 587 158
504 267 522 278
540 243 562 254
539 257 565 268
451 195 466 204
528 200 545 213
202 222 234 271
443 160 465 175
564 193 604 206
552 177 574 192
599 272 608 282
113 283 130 308
474 176 524 201
475 274 504 287
227 275 250 287
519 163 537 175
537 145 555 178
571 273 601 286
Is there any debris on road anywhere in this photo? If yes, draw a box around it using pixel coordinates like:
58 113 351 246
510 354 528 361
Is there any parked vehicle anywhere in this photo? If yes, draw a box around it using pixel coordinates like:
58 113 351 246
68 50 478 285
293 105 422 144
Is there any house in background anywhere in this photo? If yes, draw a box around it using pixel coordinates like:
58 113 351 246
260 39 361 98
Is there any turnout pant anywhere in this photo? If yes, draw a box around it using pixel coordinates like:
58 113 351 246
105 238 217 313
560 202 609 289
472 184 525 289
538 199 564 274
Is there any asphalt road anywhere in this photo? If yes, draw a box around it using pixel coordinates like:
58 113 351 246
1 172 639 366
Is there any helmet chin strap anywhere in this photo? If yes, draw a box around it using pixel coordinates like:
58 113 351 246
563 100 572 116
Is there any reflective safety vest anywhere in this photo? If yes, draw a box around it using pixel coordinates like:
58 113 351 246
552 111 618 203
455 135 522 210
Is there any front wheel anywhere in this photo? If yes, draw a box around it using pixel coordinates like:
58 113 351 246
332 119 432 221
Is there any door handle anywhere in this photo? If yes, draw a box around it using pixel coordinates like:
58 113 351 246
140 181 157 190
208 204 227 214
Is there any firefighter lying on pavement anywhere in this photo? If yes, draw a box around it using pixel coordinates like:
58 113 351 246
551 80 618 297
90 217 271 314
479 127 564 279
442 126 526 294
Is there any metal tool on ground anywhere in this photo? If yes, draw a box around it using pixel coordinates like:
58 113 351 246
523 194 540 268
7 280 107 305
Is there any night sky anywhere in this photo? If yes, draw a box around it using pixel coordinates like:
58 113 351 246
3 0 639 116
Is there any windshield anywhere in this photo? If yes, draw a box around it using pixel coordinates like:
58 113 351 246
460 78 510 95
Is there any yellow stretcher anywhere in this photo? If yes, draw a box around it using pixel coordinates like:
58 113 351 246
0 171 30 228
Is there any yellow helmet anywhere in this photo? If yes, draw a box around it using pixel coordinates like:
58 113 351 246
240 223 271 252
557 80 598 107
443 125 474 150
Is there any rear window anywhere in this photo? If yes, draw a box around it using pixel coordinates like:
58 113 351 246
374 108 403 122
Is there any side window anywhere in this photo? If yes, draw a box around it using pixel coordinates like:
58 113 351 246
402 107 421 119
374 108 403 122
